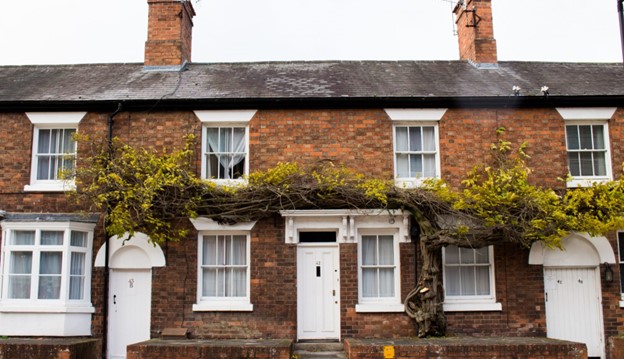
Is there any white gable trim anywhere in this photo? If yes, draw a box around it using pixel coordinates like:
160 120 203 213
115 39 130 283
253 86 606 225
384 108 447 121
194 110 257 124
26 112 86 125
280 209 410 244
556 107 616 120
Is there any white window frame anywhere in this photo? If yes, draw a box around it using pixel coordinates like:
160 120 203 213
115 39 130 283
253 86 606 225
557 107 616 188
190 217 256 312
356 228 403 313
0 221 95 312
195 110 255 186
385 109 445 188
24 112 85 192
442 245 501 312
617 231 624 307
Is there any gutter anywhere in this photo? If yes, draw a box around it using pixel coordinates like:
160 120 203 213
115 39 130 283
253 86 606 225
619 0 624 67
102 102 122 359
2 95 624 112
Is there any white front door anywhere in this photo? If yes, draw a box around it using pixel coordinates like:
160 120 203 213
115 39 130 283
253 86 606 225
544 267 604 358
297 245 340 340
108 269 152 359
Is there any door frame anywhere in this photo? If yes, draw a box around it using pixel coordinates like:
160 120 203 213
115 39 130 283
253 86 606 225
95 232 166 359
296 243 341 341
529 233 615 359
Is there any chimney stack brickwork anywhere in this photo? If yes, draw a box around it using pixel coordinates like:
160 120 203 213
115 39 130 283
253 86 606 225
454 0 497 64
145 0 195 68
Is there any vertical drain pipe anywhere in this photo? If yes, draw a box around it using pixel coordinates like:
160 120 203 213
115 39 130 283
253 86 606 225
619 0 624 66
102 103 122 359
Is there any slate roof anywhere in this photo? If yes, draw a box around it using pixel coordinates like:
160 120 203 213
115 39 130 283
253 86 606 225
0 61 623 109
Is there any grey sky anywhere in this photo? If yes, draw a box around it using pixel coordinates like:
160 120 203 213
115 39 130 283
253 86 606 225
0 0 621 65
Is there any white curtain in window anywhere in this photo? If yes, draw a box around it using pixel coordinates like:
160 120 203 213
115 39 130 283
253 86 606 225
41 231 63 245
12 231 35 245
9 251 32 299
206 128 246 179
444 246 491 297
38 252 62 299
362 236 377 297
69 252 85 300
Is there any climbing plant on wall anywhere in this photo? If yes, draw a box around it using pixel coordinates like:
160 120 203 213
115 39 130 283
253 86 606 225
68 131 624 337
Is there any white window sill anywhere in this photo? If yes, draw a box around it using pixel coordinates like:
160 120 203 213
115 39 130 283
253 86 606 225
204 178 247 187
0 304 95 314
566 178 612 188
193 301 253 312
443 301 502 312
24 181 75 192
355 303 404 313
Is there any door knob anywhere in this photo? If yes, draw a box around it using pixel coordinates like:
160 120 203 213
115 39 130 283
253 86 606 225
113 295 117 304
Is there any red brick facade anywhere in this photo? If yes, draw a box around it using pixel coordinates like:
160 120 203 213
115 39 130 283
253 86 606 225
2 108 623 356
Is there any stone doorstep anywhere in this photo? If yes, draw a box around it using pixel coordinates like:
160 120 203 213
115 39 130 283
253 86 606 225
292 342 346 359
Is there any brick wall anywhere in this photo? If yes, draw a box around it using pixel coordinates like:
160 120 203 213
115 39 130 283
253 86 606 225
2 106 624 349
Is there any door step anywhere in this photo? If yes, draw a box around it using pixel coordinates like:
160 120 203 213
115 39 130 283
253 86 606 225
292 342 346 359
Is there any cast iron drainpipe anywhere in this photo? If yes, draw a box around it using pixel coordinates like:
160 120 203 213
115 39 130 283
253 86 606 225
619 0 624 67
102 103 122 359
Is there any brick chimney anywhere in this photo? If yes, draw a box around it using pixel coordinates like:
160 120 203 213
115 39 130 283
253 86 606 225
145 0 196 70
453 0 497 65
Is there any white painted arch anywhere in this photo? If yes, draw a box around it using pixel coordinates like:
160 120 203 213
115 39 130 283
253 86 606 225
95 232 165 269
529 232 616 267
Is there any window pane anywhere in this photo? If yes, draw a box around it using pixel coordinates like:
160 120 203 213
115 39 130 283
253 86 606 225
12 231 35 245
202 236 217 265
70 231 87 247
231 268 247 296
578 125 593 149
220 128 232 152
396 154 409 178
445 266 460 296
40 252 62 275
422 127 435 151
395 127 408 151
567 153 581 176
70 252 85 275
460 267 476 295
423 154 436 177
566 126 579 150
69 252 86 300
218 236 226 265
362 236 376 265
474 247 489 264
594 152 606 176
38 129 51 153
592 125 605 149
445 245 459 264
37 156 51 180
9 251 33 299
475 266 491 295
459 247 475 264
62 129 76 153
378 236 394 265
362 268 377 297
579 152 594 176
231 236 246 265
41 231 63 245
10 251 32 274
202 268 217 296
9 276 31 299
379 268 394 297
409 154 422 178
206 153 219 178
409 127 422 151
